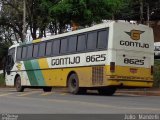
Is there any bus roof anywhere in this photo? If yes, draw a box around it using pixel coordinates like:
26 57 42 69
9 21 150 49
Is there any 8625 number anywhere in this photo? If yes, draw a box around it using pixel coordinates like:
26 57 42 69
124 58 144 65
86 54 106 62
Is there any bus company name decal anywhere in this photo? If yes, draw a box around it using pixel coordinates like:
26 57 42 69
51 54 106 66
120 40 149 48
51 56 80 66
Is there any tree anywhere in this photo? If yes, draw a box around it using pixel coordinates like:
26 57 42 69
45 0 125 32
0 0 24 42
26 0 52 39
116 0 160 22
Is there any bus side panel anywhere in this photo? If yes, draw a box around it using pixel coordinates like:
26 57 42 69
35 58 93 87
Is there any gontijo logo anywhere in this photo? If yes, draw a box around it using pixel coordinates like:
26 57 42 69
125 30 145 40
119 30 149 48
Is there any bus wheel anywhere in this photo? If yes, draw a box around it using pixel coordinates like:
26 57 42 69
43 87 52 92
98 87 116 96
15 76 24 92
68 73 80 94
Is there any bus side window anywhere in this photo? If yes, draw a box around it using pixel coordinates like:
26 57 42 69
60 38 68 54
68 36 77 53
22 46 27 59
52 39 60 55
27 45 33 59
16 47 22 61
33 44 39 58
87 31 97 50
97 29 108 49
46 41 52 56
39 42 46 57
77 34 86 52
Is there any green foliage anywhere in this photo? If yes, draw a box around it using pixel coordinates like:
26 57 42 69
0 43 9 58
153 60 160 88
116 0 160 21
0 0 160 41
105 0 125 19
42 0 126 27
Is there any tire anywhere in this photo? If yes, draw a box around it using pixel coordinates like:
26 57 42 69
15 76 24 92
67 73 80 94
43 87 52 92
98 87 116 96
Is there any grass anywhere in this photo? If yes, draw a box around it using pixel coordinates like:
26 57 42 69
0 73 5 86
153 60 160 88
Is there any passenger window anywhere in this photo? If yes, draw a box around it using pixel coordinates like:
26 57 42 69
46 41 52 56
52 39 60 55
16 47 22 60
68 36 77 53
77 34 86 52
87 31 97 50
60 38 68 54
97 30 108 49
33 44 39 58
39 42 46 57
22 46 27 59
27 45 33 59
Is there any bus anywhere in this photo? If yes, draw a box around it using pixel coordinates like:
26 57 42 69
5 21 154 95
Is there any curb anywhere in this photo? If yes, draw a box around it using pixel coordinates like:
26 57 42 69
117 89 160 96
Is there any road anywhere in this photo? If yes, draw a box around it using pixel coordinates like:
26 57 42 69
0 88 160 114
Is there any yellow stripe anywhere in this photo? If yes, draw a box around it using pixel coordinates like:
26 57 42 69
105 65 153 87
106 65 152 78
38 58 52 86
32 61 153 88
32 39 41 43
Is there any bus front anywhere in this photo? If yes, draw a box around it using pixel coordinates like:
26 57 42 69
107 22 154 88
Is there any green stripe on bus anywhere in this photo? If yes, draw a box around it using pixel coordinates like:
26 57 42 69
30 60 46 86
24 61 38 86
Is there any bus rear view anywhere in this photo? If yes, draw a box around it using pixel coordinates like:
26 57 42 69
107 22 154 88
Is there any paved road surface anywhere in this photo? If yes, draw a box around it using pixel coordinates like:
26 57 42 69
0 88 160 114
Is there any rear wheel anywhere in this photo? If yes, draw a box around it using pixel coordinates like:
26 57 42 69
15 76 24 92
68 73 85 94
43 87 52 92
98 87 116 96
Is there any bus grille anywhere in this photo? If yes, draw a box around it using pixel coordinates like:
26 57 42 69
92 66 104 85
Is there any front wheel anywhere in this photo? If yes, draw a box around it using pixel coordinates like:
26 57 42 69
15 76 24 92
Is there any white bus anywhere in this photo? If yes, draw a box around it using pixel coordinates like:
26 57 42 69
5 21 154 95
